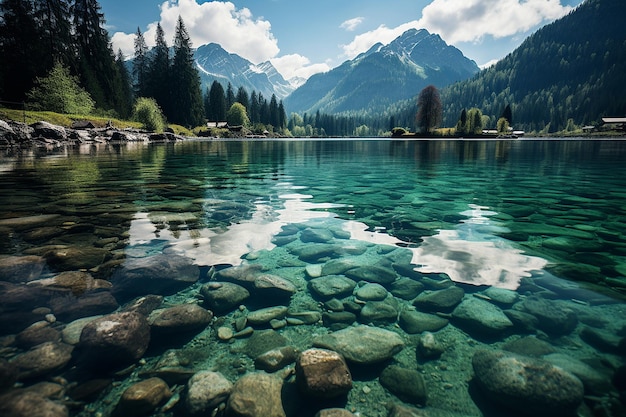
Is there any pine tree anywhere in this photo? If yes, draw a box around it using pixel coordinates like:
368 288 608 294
169 16 204 127
207 81 226 121
236 86 249 110
225 83 235 109
115 49 133 118
0 0 41 101
72 0 126 113
249 91 260 124
269 94 279 128
133 27 150 97
35 0 74 71
146 23 171 118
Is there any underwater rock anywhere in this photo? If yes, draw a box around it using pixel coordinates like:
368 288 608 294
286 311 322 325
399 309 449 334
184 371 232 416
253 274 297 301
309 276 357 299
314 409 357 417
15 321 60 349
472 349 584 417
482 287 520 307
43 246 109 272
292 243 340 262
580 326 626 355
503 310 539 334
301 227 335 243
0 255 45 283
451 297 513 337
111 254 200 301
345 265 397 285
49 291 118 322
0 359 19 391
389 277 424 300
355 283 389 301
27 271 111 296
379 365 427 405
10 341 73 380
200 282 250 313
78 311 150 371
521 296 578 336
148 303 213 337
215 264 264 286
226 371 287 417
115 377 171 416
359 300 398 325
322 311 357 329
61 315 102 345
255 346 297 372
296 348 352 399
0 390 68 417
502 336 555 357
413 286 464 313
122 295 164 316
416 331 444 359
320 258 361 276
244 330 288 359
247 306 289 326
313 325 404 365
543 353 612 395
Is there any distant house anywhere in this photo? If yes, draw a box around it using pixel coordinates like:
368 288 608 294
602 117 626 131
207 121 228 128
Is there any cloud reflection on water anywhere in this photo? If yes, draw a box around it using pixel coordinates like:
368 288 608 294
410 204 547 289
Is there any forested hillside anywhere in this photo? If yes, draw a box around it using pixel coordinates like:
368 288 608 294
439 0 626 132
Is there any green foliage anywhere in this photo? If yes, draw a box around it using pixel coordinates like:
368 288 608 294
226 102 250 127
416 85 442 133
132 97 165 132
466 108 483 134
440 0 626 132
27 62 95 114
497 117 510 134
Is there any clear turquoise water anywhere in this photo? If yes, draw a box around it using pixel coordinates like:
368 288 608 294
1 139 625 416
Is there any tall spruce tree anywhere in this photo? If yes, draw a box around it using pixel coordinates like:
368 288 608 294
133 27 149 98
72 0 126 113
207 81 226 121
35 0 74 72
170 16 204 127
0 0 41 101
146 23 171 118
236 86 249 110
115 49 133 118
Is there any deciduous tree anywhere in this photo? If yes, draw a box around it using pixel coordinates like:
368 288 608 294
415 85 442 134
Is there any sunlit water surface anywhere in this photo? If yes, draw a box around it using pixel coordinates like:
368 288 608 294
1 139 625 417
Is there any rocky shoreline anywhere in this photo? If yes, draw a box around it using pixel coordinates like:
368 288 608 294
0 119 186 149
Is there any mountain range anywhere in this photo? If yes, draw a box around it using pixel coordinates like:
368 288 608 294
192 28 479 115
284 29 479 115
194 43 295 100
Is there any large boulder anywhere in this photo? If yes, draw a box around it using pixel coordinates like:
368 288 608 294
148 304 212 337
379 365 427 405
184 371 233 416
9 341 73 380
115 377 171 416
399 309 449 334
111 254 199 301
296 348 352 399
520 296 577 336
472 349 584 417
200 282 250 313
313 325 404 365
308 276 357 300
0 255 45 283
50 291 119 322
226 372 287 417
413 286 465 313
0 390 68 417
30 121 67 140
77 311 150 371
451 297 513 337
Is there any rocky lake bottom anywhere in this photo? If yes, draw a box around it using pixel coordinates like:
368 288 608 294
0 138 625 417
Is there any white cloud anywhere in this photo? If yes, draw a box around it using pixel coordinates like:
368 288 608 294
111 0 279 64
270 54 331 82
341 0 573 59
340 17 364 32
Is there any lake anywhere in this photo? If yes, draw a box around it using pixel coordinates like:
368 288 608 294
0 138 625 417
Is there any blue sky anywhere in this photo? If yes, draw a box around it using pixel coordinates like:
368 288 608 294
100 0 584 82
